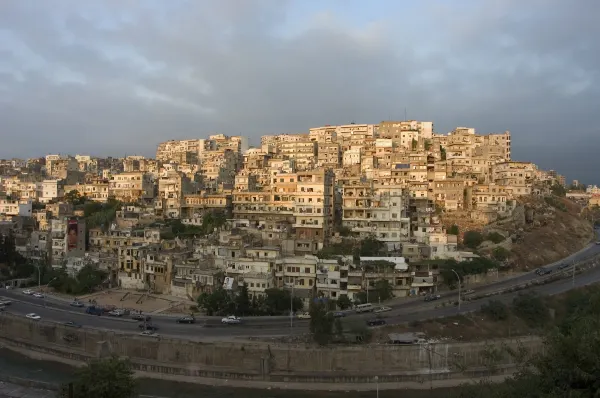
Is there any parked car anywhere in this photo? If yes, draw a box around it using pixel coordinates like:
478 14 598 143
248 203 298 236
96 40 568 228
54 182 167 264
33 293 44 298
108 310 122 317
22 289 33 295
596 241 600 245
557 263 569 270
367 318 386 327
424 294 441 302
25 313 41 320
63 321 82 328
221 315 242 324
139 331 160 338
138 323 159 331
70 301 84 307
176 316 195 324
0 299 12 306
296 312 311 319
131 314 151 322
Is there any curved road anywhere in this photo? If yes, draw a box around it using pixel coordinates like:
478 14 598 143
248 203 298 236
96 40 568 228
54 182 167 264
2 231 599 340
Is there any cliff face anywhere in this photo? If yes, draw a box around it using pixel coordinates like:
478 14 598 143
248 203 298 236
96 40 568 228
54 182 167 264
443 195 594 270
495 196 593 269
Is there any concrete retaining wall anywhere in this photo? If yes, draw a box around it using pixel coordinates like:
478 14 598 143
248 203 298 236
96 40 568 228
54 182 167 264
0 313 543 384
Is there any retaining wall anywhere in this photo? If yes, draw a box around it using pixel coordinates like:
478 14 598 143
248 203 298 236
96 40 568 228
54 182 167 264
0 313 543 384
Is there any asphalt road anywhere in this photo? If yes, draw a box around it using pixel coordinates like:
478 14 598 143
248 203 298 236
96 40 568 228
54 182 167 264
2 230 599 339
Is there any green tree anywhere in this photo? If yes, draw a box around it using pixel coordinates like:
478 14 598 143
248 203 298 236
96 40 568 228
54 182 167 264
448 224 459 235
197 288 233 316
424 139 432 150
550 183 567 197
374 279 393 302
235 283 252 316
337 294 352 310
486 232 505 244
492 247 510 262
263 288 303 315
309 299 334 345
480 300 509 321
411 138 418 150
463 230 484 249
64 190 86 205
511 292 549 328
440 145 447 160
66 355 137 398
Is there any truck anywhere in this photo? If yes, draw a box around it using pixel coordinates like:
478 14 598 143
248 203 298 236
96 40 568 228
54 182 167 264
85 306 103 316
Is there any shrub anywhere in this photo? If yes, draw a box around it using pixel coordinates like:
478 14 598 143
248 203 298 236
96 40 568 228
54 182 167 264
492 247 510 262
511 292 549 327
463 230 484 249
448 224 459 235
480 300 509 321
486 232 505 244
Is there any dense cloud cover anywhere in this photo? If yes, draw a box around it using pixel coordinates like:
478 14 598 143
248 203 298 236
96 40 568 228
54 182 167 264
0 0 598 183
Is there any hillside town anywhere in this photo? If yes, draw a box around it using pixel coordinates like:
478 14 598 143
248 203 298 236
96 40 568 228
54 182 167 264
0 121 584 308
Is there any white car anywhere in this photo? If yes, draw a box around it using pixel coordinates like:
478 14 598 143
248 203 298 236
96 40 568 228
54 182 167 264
374 306 392 313
0 299 11 306
139 331 160 337
221 315 242 324
33 293 44 298
22 289 33 295
26 313 41 320
296 312 311 319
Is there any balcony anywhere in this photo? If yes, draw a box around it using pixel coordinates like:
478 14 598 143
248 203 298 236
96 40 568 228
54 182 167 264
347 284 362 290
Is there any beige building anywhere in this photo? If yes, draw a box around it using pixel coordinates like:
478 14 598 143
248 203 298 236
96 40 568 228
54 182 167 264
108 172 154 202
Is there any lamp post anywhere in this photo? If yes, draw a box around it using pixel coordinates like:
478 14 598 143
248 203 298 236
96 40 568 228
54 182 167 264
374 376 379 398
451 269 461 312
44 277 57 308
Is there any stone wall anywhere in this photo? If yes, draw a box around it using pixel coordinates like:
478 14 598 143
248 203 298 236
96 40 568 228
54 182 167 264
0 313 544 384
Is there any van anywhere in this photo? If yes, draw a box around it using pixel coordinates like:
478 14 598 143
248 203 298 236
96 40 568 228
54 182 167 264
355 303 374 313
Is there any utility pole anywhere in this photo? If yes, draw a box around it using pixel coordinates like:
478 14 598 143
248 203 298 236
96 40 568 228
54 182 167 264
451 269 461 312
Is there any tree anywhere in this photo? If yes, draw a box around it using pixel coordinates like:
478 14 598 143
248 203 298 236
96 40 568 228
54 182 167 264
463 230 484 249
337 294 352 310
511 292 549 328
309 299 334 345
374 280 393 302
262 288 303 315
197 288 233 316
64 190 85 206
411 138 418 150
65 355 137 398
492 247 510 262
235 283 252 316
440 145 447 160
550 183 566 197
448 224 459 235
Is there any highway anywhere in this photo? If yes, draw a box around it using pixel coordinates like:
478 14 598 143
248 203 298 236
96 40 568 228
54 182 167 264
2 230 599 340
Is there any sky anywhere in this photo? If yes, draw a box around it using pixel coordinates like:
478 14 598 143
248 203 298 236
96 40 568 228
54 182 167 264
0 0 598 184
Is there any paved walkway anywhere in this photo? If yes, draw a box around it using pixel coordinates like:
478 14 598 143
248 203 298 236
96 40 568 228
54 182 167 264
0 382 54 398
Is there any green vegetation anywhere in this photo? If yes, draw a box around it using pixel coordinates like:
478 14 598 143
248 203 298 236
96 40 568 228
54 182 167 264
424 139 432 150
86 198 122 230
411 138 418 150
64 189 87 206
60 355 137 398
316 236 385 263
0 231 28 280
544 195 567 211
459 287 600 397
309 299 335 345
492 246 510 262
550 182 567 197
197 285 303 316
463 230 484 249
355 279 393 304
448 224 460 235
480 300 509 321
510 292 549 328
161 210 227 239
486 232 505 244
439 257 498 288
45 265 108 295
440 145 447 160
336 294 352 310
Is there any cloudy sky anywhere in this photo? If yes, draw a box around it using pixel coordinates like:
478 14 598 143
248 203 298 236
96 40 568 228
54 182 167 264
0 0 598 183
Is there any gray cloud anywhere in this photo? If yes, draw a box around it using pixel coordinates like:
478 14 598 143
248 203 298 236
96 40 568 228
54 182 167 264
0 0 599 183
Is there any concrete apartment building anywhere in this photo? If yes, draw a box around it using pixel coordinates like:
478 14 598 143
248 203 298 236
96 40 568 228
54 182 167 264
62 181 109 203
293 169 335 247
108 172 154 202
38 179 65 203
45 155 79 179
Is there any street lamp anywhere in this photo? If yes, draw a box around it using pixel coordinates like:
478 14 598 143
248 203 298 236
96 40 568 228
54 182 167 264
44 277 57 308
451 269 461 312
285 278 295 335
374 375 379 398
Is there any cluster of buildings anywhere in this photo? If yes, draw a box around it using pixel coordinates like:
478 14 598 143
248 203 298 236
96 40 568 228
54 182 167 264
0 122 569 303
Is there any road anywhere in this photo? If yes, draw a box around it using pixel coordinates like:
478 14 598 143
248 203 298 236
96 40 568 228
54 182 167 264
2 231 599 339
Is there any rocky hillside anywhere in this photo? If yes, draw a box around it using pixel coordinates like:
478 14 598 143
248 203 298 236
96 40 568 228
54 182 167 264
443 195 595 270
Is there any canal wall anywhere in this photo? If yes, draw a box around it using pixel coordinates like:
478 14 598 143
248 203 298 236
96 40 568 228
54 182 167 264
0 313 542 386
